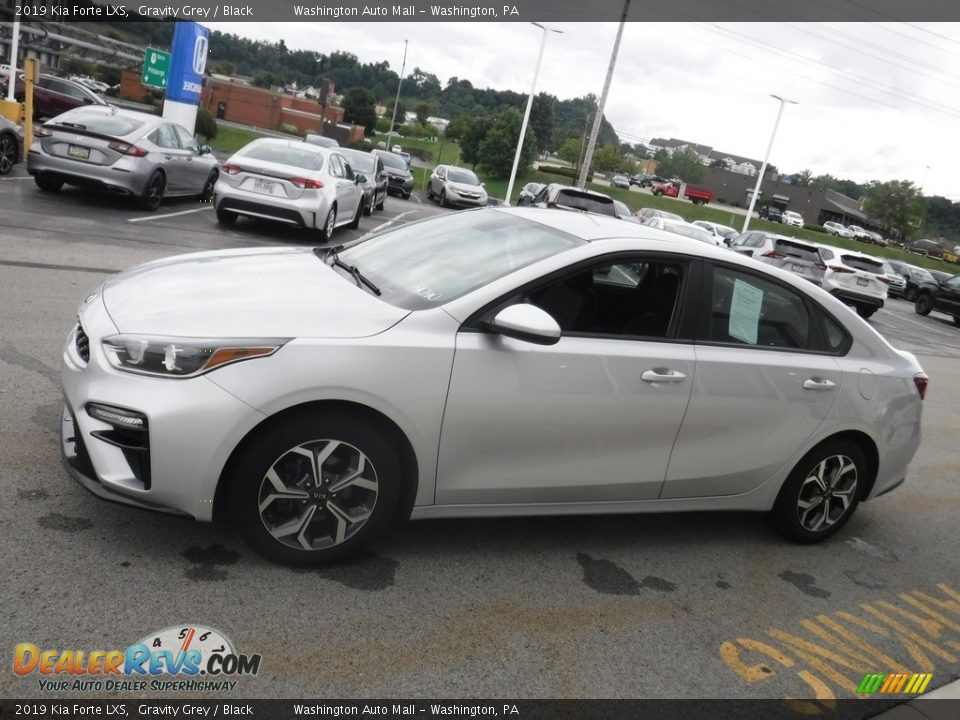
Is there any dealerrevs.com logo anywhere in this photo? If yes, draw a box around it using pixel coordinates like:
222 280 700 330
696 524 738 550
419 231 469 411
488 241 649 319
14 625 261 692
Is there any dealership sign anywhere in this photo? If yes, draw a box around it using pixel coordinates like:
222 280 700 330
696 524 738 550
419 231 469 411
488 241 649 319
165 21 209 104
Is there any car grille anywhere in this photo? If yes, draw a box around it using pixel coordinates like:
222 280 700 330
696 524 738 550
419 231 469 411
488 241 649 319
458 192 481 199
388 175 406 186
76 322 90 363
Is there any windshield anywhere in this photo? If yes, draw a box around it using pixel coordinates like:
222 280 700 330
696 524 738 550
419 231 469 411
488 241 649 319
338 211 585 310
662 223 715 244
240 142 323 171
341 151 375 174
447 168 479 185
379 152 408 170
776 240 821 263
913 268 935 282
555 190 616 216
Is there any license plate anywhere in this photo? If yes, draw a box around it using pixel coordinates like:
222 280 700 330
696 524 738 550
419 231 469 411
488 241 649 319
253 179 276 195
857 277 870 287
791 264 805 273
66 145 89 160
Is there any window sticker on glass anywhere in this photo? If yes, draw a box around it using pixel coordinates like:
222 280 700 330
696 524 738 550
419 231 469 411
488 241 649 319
415 285 441 301
729 279 764 345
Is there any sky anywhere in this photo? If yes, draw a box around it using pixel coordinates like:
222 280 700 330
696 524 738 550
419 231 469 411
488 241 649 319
209 21 960 198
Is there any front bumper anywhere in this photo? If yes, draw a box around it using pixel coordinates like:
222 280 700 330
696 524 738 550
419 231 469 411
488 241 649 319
445 192 487 208
61 298 267 522
386 175 413 196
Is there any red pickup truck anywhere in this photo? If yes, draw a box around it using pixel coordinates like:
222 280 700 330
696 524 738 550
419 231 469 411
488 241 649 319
651 181 714 205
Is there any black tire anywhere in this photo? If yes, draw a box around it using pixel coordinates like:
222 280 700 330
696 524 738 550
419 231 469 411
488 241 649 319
439 189 448 207
362 195 373 216
374 192 385 211
34 174 63 192
215 205 237 225
138 170 165 211
915 293 934 316
228 410 404 566
316 205 336 242
769 439 866 544
0 133 18 175
197 169 218 202
347 199 363 230
856 306 876 319
653 190 662 197
904 286 917 302
402 191 411 200
426 184 435 201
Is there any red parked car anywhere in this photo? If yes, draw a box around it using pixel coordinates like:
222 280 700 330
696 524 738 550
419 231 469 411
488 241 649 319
651 180 714 206
13 73 108 120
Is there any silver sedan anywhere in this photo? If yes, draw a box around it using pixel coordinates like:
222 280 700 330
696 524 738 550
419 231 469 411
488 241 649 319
27 106 219 211
61 209 925 566
214 138 364 241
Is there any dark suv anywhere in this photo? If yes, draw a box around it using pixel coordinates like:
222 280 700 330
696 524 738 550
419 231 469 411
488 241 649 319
887 261 939 301
758 204 784 222
15 74 108 119
915 274 960 326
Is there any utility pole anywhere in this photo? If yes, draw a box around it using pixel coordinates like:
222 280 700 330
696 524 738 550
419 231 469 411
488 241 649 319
741 94 797 234
577 0 630 188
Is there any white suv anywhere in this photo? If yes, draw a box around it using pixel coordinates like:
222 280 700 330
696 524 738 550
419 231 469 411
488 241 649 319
823 221 851 237
816 246 888 319
780 210 804 228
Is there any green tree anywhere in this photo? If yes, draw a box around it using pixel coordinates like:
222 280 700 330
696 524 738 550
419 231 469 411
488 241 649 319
415 101 431 125
593 145 624 173
655 147 706 183
794 169 813 186
529 93 556 153
477 108 537 179
557 137 582 164
460 116 492 168
862 180 927 239
343 87 378 136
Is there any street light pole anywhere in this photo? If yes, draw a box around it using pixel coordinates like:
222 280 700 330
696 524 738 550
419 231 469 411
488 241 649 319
742 93 797 234
5 19 19 101
577 0 630 189
386 39 408 151
504 23 562 206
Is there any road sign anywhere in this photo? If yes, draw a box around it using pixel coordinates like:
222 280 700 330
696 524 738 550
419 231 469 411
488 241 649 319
141 47 170 90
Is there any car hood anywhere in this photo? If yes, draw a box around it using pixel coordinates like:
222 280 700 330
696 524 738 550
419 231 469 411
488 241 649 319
100 247 409 338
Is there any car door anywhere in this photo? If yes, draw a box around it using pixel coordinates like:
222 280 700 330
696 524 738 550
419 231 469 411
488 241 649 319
436 254 699 506
937 276 960 315
173 124 209 193
147 124 187 192
662 261 843 499
330 154 360 225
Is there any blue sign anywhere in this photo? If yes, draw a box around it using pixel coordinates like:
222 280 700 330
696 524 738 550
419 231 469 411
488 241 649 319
165 21 209 104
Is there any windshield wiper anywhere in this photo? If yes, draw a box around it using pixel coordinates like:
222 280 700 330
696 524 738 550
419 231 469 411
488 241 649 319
318 248 381 296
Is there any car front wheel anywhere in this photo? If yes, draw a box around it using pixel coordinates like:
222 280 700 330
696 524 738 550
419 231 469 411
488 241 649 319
228 410 403 566
915 293 934 316
770 440 865 543
0 133 17 175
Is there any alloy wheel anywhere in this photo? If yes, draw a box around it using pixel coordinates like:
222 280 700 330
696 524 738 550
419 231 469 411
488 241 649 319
257 439 379 551
796 455 858 532
325 208 336 238
0 136 14 175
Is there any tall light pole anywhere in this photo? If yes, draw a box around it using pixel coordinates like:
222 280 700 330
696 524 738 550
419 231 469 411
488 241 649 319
5 19 19 101
504 23 562 206
742 94 797 234
577 0 630 189
386 39 408 151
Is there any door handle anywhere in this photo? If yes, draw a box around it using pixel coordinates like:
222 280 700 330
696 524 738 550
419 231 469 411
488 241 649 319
802 378 836 391
641 369 687 383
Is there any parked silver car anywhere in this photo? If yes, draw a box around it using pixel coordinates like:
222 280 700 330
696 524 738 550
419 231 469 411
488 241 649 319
61 208 925 566
427 164 488 208
213 138 364 241
27 106 219 210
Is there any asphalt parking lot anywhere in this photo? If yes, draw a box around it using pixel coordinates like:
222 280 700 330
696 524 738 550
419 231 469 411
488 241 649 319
2 167 960 706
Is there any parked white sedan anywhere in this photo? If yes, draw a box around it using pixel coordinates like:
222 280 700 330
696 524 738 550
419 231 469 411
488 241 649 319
61 209 925 565
214 138 364 241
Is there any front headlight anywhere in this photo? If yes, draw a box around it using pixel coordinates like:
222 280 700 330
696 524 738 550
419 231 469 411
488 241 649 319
102 335 288 378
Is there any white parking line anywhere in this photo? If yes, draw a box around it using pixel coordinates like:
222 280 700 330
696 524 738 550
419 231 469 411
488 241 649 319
128 207 212 223
369 209 419 234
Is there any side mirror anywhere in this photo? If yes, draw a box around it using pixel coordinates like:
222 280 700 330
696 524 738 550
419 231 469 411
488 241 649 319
355 174 367 185
485 304 561 346
481 182 486 187
199 145 212 155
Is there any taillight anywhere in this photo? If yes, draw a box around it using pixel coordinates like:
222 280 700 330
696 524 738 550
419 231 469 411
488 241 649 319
222 163 241 175
877 276 890 285
290 177 323 189
829 265 855 273
35 126 53 138
108 141 147 157
914 372 929 400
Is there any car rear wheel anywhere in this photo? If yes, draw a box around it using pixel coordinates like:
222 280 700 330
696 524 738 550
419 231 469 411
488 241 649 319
138 171 165 211
0 134 17 175
856 306 876 319
915 293 934 316
34 174 63 192
215 205 237 225
228 410 403 566
770 439 865 544
197 169 218 201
